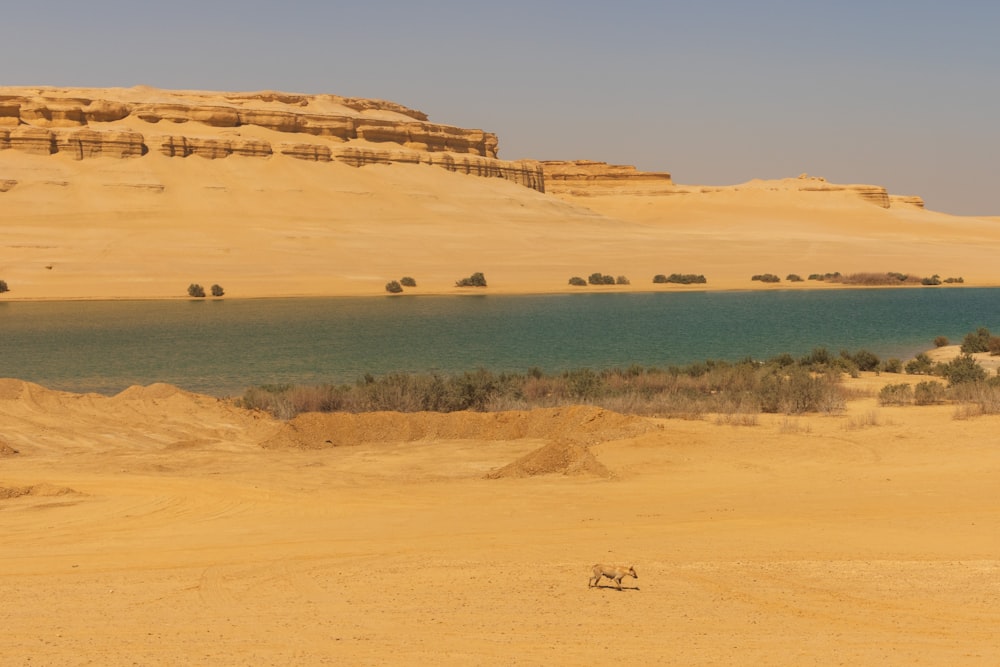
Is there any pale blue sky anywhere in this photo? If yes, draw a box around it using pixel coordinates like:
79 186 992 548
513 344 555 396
4 1 998 214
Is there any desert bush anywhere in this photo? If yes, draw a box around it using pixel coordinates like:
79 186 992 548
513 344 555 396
905 352 935 375
568 276 587 286
400 276 417 287
849 349 880 372
914 380 947 405
938 354 987 386
758 367 844 414
921 274 942 286
0 279 8 293
951 380 1000 416
878 383 913 406
933 336 950 348
943 276 964 284
210 284 225 297
751 273 781 283
236 358 853 420
835 272 922 286
654 273 707 285
616 275 630 285
385 280 403 294
786 274 804 282
988 337 1000 355
807 272 842 282
187 283 206 298
588 272 615 285
960 327 992 353
455 272 487 287
880 358 903 373
800 347 833 369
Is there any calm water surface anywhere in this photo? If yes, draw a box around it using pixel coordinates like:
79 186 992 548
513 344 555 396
2 289 999 396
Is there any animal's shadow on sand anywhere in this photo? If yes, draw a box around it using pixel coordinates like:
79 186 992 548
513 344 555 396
591 585 640 592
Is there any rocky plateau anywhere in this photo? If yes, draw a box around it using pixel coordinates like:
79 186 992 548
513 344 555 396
0 86 545 192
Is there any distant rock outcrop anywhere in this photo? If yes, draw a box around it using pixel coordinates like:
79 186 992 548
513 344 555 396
0 86 543 192
541 160 674 196
542 164 916 209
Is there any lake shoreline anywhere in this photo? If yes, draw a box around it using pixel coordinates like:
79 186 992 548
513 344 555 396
0 281 990 304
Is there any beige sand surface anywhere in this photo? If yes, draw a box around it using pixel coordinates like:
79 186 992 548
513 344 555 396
2 376 998 665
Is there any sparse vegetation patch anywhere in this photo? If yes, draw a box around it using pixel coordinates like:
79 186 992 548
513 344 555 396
654 273 707 284
751 273 781 283
456 272 487 287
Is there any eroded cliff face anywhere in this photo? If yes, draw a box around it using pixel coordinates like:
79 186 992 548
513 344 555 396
0 86 542 192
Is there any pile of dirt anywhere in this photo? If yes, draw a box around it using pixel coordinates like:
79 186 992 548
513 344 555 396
484 439 612 479
259 406 656 450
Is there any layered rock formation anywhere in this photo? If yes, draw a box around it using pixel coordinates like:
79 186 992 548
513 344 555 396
0 86 543 192
541 162 918 209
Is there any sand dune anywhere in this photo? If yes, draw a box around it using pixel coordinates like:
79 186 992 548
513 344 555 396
1 376 998 664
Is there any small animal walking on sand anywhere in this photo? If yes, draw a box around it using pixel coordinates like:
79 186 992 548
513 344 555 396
588 564 638 590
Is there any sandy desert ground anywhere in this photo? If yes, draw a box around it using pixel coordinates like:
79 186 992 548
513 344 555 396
2 372 998 666
3 87 999 665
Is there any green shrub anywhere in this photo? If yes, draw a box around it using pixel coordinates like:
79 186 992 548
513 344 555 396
187 283 206 298
960 327 992 353
881 358 903 373
943 277 964 284
652 274 668 284
385 280 403 294
456 272 487 287
568 276 587 286
808 272 842 282
662 273 707 284
938 354 987 386
921 274 942 286
905 352 935 375
786 274 804 282
849 349 880 372
758 367 844 414
588 272 614 285
988 336 1000 356
751 273 781 283
933 336 949 348
878 383 913 406
210 284 225 297
800 347 832 368
616 275 630 285
400 276 417 287
914 380 947 405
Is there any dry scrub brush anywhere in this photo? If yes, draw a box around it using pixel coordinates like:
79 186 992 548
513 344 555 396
236 355 857 420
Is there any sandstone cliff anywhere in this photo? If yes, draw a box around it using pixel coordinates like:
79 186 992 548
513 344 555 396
0 86 543 192
541 162 915 209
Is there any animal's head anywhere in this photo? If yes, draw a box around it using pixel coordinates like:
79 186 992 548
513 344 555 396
628 565 638 578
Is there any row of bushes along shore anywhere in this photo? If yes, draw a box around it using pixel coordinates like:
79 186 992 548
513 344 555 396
238 330 1000 420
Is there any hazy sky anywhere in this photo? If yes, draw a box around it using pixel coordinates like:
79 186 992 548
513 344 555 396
4 1 998 214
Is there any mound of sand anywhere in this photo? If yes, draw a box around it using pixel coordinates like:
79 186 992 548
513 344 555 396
259 405 657 449
484 439 612 479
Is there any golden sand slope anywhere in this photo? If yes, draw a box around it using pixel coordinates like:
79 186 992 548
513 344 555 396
2 87 999 299
1 376 998 665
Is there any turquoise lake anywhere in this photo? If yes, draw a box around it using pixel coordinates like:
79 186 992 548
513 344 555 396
2 288 998 396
